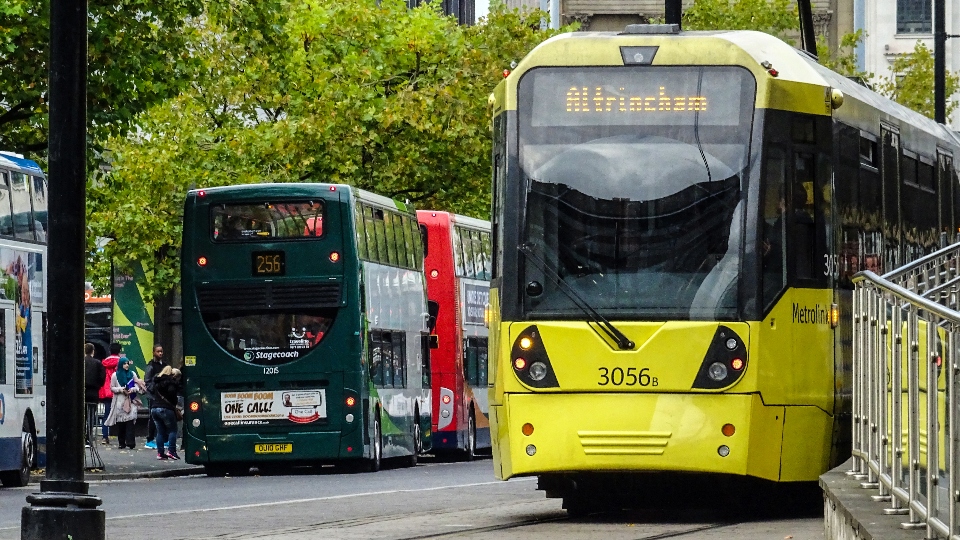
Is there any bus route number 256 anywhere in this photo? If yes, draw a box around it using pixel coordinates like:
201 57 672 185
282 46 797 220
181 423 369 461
598 367 658 387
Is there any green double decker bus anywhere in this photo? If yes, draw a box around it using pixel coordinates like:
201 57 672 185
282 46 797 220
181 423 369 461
181 183 433 475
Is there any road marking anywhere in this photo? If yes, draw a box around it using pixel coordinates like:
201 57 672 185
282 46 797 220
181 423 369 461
105 478 535 521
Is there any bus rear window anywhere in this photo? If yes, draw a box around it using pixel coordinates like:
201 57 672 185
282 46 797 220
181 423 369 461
212 201 324 241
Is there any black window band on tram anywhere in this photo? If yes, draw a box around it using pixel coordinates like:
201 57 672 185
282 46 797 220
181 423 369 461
515 66 756 321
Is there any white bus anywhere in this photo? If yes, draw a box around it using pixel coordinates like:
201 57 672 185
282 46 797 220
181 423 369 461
0 151 48 487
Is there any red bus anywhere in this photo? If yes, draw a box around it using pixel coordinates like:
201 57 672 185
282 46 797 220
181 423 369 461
417 211 491 458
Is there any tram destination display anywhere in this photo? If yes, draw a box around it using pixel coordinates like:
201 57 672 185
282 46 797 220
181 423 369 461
527 66 751 127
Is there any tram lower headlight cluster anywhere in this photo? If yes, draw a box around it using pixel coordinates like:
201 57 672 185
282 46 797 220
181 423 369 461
707 362 728 381
718 445 730 457
526 444 537 456
528 362 548 381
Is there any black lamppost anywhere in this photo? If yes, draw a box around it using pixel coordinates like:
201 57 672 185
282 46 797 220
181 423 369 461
21 0 105 536
934 0 958 124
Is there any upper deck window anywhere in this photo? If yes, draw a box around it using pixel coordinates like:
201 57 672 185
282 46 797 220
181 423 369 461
211 201 324 241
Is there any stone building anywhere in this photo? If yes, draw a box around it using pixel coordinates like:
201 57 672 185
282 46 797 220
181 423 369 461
858 0 960 126
502 0 854 59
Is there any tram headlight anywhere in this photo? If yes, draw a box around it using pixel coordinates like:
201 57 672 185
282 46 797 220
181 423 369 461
725 338 737 350
707 362 728 381
529 362 548 381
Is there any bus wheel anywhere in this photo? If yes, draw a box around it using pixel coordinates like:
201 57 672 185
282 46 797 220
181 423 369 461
405 413 420 468
366 416 382 472
1 420 35 487
465 413 477 461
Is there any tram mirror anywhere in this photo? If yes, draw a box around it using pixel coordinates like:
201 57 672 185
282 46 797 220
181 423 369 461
526 281 543 297
427 300 439 332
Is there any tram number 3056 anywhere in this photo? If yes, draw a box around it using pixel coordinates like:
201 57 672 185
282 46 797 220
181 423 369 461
598 367 658 387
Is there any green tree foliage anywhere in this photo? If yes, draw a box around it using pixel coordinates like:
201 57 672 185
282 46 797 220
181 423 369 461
875 40 960 121
0 0 204 162
88 0 561 297
816 29 868 80
682 0 798 38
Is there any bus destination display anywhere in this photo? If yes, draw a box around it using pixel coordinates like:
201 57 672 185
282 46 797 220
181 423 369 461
253 251 285 276
528 66 750 127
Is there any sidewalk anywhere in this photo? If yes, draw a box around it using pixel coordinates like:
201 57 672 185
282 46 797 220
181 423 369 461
31 439 204 483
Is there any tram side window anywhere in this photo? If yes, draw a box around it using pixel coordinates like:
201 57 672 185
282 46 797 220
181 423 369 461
761 148 787 309
881 128 902 269
940 154 956 235
836 124 861 287
792 154 819 280
10 172 34 241
463 337 489 386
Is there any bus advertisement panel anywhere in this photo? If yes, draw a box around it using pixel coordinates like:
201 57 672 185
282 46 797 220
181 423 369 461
181 184 431 475
0 151 47 488
417 211 491 458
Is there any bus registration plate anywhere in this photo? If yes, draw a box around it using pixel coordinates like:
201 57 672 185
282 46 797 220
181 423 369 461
254 443 292 454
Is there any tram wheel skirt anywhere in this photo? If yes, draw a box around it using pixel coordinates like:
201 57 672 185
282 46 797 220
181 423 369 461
490 393 833 483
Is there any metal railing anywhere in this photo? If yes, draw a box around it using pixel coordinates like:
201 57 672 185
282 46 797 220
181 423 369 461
851 241 960 539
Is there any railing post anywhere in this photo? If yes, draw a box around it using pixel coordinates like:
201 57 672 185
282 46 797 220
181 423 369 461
885 298 909 515
874 290 892 500
948 328 959 538
864 288 881 487
903 306 926 530
851 284 865 475
924 315 938 538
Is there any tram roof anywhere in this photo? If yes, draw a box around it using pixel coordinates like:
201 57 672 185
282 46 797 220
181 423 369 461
0 152 44 176
511 29 957 144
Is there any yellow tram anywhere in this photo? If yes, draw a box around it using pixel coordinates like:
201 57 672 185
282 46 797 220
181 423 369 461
487 26 960 510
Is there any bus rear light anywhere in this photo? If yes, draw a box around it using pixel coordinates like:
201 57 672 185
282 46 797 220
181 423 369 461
430 269 439 278
346 396 356 407
198 256 208 267
441 394 451 404
522 423 534 436
722 424 735 437
195 451 200 457
192 419 200 428
329 251 340 262
441 410 450 418
345 414 354 423
198 190 206 197
189 401 200 412
514 358 526 370
347 446 353 452
329 186 336 191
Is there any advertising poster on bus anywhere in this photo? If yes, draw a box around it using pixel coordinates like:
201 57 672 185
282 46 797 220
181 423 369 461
220 390 327 427
0 250 43 396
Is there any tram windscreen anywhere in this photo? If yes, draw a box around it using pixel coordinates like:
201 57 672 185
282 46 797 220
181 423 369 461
517 66 756 320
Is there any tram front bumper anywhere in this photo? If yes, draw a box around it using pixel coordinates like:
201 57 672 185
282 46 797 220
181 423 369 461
491 392 789 482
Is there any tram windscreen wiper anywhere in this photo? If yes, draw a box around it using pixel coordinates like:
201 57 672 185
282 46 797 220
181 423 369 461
519 243 635 351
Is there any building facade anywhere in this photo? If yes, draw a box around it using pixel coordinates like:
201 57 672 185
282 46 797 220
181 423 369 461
409 0 475 25
503 0 853 51
857 0 960 126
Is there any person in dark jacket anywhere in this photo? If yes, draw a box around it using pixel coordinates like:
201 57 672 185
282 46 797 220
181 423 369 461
142 344 167 450
151 366 183 460
83 343 105 446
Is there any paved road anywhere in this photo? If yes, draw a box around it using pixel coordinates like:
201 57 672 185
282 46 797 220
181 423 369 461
0 459 824 539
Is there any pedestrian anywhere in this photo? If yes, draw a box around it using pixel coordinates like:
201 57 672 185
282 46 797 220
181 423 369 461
143 343 167 450
104 357 143 449
98 342 122 445
83 342 105 447
150 366 183 460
